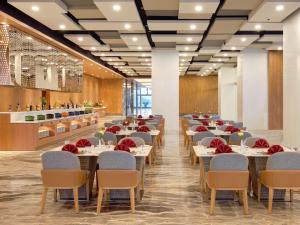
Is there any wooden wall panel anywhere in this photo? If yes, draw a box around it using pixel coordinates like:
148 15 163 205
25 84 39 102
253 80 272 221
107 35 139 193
268 51 283 129
179 75 218 114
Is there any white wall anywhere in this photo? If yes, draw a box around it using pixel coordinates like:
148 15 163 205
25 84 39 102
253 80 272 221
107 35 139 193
218 67 237 121
283 10 300 149
237 48 268 130
152 50 179 133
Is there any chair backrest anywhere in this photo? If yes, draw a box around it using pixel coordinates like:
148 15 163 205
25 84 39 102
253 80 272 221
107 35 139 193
118 137 145 147
229 131 252 145
111 120 124 125
41 151 80 169
210 153 249 171
211 115 221 120
87 137 99 146
104 122 114 128
130 132 152 144
102 131 118 144
244 137 262 147
233 122 243 129
98 151 136 170
192 131 215 143
200 137 227 147
266 152 300 170
188 120 200 126
223 120 234 125
144 124 156 130
217 125 227 131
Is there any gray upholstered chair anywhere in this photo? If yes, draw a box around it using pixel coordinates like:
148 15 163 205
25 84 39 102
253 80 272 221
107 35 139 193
200 137 227 147
233 122 243 129
229 131 252 145
188 119 201 126
217 125 227 131
102 131 118 145
211 115 221 120
144 124 156 130
192 131 215 143
258 152 300 212
130 132 152 145
244 137 262 147
87 137 99 146
112 120 124 125
40 151 88 213
223 120 234 125
104 122 114 128
96 151 140 213
207 153 249 214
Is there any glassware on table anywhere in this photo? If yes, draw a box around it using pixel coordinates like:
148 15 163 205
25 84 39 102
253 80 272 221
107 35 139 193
107 140 113 150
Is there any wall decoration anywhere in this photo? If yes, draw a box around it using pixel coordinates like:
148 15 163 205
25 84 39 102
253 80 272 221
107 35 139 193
0 24 10 85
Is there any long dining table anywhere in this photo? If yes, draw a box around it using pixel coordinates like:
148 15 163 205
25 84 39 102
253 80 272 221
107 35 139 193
193 145 296 200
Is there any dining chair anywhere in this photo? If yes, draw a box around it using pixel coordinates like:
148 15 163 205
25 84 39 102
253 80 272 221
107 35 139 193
217 125 227 131
244 137 263 147
233 122 244 129
40 151 88 213
200 137 227 147
228 131 252 145
130 132 152 145
102 131 118 145
188 120 201 126
96 151 140 214
258 152 300 213
87 137 99 146
144 124 156 130
104 122 114 128
207 153 249 215
111 120 124 124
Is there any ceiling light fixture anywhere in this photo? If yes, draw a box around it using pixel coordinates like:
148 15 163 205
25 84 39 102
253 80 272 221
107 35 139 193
112 4 121 11
47 46 52 50
137 46 143 50
132 37 138 42
77 37 83 42
190 24 196 30
124 23 131 29
241 37 247 42
181 59 185 62
195 5 203 12
101 53 105 56
142 54 146 57
31 5 40 12
255 24 262 30
187 37 192 42
276 4 284 11
91 47 96 51
231 46 236 50
223 53 228 57
184 46 189 51
26 36 32 40
218 59 222 62
277 46 283 50
59 24 66 30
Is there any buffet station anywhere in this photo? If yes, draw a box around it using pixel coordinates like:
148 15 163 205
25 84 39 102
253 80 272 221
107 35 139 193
0 108 98 151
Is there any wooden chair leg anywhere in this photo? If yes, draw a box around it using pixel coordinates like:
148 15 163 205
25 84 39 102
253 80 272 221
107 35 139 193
129 188 135 213
243 189 249 215
73 188 79 213
209 189 216 215
53 189 57 202
257 182 261 202
290 189 294 202
96 188 104 215
40 187 48 214
268 188 274 213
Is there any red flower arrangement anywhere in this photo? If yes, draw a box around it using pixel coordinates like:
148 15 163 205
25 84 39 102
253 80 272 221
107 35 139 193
137 115 143 119
215 144 233 154
137 125 150 132
149 115 154 118
106 127 117 134
123 120 130 126
62 144 79 154
216 120 224 126
138 120 146 126
201 120 209 126
192 115 199 119
267 145 284 155
203 114 209 119
210 139 224 148
195 126 208 132
225 126 235 132
76 139 92 148
230 127 241 134
120 138 137 148
114 144 130 152
253 139 270 148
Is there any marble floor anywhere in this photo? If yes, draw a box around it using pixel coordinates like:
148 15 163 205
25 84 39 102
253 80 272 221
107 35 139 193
0 118 299 225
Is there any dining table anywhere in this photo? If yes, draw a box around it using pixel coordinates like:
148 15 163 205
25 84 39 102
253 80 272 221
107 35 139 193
193 144 296 200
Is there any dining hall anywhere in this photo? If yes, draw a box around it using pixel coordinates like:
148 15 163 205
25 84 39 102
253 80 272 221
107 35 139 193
0 0 300 224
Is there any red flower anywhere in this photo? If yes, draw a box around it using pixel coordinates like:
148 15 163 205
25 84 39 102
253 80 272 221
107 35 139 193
120 138 137 148
267 145 284 155
204 114 209 119
138 120 146 126
76 139 92 148
137 126 150 132
114 144 130 152
149 115 154 118
192 115 198 119
225 126 234 132
253 139 270 148
210 139 224 148
62 144 79 154
106 127 116 134
111 126 121 132
215 144 233 154
137 115 143 119
202 120 209 126
196 126 208 132
216 120 224 126
230 127 240 134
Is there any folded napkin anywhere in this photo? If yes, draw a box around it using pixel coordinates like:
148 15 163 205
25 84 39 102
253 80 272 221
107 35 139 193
149 115 154 118
192 115 198 119
216 120 224 126
204 114 209 119
111 125 121 132
196 126 208 132
230 127 241 134
76 139 92 148
253 138 270 148
106 127 117 134
201 120 209 126
120 139 137 148
62 144 79 154
210 139 224 148
137 126 150 132
114 144 130 152
215 144 233 154
138 120 146 126
225 126 234 132
137 115 143 118
268 145 284 155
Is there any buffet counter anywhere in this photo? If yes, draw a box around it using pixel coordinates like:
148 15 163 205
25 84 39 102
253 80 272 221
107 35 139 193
0 108 99 151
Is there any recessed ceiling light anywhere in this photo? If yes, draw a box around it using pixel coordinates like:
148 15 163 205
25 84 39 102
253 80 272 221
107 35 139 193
182 53 187 57
132 37 138 42
26 36 32 40
276 4 284 11
124 23 131 30
255 24 262 30
142 54 146 57
31 5 40 12
77 37 83 42
187 37 192 42
277 46 283 50
213 63 216 67
218 59 222 62
223 53 228 57
184 46 189 51
112 4 121 11
241 37 247 42
91 46 96 51
190 24 196 30
181 59 185 62
47 46 52 50
195 5 203 12
57 25 66 30
145 59 149 62
231 46 236 50
101 53 105 56
137 46 143 50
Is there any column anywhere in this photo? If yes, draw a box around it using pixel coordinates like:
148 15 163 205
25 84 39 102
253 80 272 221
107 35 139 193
283 10 300 149
218 67 237 121
152 50 179 133
237 48 268 130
